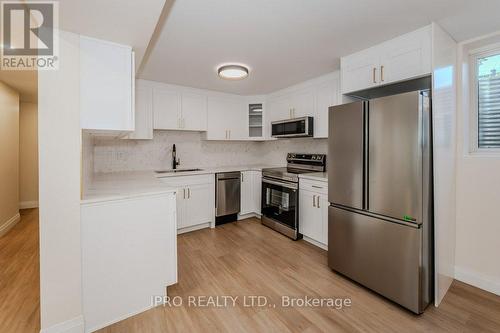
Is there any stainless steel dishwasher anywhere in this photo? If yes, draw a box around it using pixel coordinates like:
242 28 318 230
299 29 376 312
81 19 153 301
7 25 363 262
215 172 241 224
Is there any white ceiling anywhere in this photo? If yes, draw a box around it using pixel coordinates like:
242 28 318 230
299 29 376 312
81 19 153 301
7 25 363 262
0 0 167 102
139 0 500 95
58 0 167 69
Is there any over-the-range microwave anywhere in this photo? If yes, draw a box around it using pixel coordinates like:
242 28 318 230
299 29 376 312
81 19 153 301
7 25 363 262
271 116 314 138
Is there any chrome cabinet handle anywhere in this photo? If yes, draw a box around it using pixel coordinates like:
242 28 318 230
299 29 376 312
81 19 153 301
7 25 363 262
241 173 244 182
311 185 323 189
373 67 377 84
188 188 190 199
380 65 384 82
183 188 186 199
313 194 316 207
317 195 320 208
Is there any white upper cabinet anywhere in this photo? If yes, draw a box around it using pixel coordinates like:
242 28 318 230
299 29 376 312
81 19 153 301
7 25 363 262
267 95 291 123
315 73 340 138
290 89 315 119
181 92 208 131
341 25 432 94
125 83 153 140
153 87 180 130
341 46 380 94
80 36 134 132
206 95 246 140
153 85 207 131
379 26 432 85
266 72 340 138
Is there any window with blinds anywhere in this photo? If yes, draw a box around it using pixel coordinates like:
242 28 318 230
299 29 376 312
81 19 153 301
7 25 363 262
477 53 500 148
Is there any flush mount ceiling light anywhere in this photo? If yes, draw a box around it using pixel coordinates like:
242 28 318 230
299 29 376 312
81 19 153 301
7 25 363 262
217 64 249 80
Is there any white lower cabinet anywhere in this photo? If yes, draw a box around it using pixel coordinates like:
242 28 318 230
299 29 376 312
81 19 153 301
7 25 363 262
240 170 262 216
81 192 177 332
299 178 328 248
159 174 215 232
240 171 253 215
252 171 262 214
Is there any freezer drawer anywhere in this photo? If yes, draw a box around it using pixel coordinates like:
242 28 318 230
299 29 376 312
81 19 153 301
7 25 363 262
328 205 429 313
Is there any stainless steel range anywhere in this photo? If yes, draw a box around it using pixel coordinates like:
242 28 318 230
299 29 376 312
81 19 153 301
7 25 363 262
261 153 326 240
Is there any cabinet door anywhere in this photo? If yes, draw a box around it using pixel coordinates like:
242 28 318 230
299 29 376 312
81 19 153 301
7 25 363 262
175 188 186 229
267 95 292 123
229 101 248 140
252 171 262 214
182 92 207 131
153 88 181 130
206 96 230 140
80 36 133 131
315 75 340 138
207 96 245 140
240 171 253 215
184 184 213 228
299 189 321 240
317 194 329 245
290 89 315 118
126 85 153 139
341 46 380 94
380 26 432 85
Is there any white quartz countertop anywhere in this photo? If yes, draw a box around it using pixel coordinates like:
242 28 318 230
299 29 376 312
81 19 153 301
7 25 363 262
82 165 282 204
298 172 328 182
153 164 281 178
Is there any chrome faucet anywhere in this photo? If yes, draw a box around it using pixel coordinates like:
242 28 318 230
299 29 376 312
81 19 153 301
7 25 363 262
172 144 180 169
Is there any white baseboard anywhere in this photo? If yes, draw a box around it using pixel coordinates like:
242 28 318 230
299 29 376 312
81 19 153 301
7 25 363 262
19 200 39 209
40 315 84 333
302 235 328 251
237 212 261 220
177 222 211 235
455 266 500 296
85 303 155 333
0 212 20 237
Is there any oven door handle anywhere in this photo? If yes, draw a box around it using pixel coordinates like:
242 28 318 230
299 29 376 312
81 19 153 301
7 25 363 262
262 178 298 190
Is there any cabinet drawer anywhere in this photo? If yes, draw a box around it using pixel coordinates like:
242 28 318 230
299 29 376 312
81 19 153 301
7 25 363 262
299 179 328 195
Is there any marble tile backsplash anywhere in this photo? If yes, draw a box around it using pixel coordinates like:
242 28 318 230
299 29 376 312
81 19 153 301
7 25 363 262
90 130 327 173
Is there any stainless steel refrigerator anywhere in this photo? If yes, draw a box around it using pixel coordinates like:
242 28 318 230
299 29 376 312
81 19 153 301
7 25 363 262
328 89 433 314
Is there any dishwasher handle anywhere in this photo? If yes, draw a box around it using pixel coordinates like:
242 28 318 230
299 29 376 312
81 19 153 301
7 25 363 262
216 172 241 180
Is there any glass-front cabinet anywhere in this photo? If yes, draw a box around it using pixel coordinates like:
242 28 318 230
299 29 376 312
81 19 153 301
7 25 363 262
248 103 263 138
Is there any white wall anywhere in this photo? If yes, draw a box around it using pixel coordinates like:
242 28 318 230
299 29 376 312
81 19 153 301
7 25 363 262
431 23 458 305
455 32 500 296
38 31 84 332
19 102 39 209
90 131 327 173
0 81 20 236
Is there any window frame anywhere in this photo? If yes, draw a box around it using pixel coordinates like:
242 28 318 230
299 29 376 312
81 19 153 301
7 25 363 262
469 43 500 154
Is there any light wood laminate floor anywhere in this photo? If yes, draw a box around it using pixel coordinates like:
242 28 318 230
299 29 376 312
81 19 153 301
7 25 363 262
98 218 500 333
0 209 40 333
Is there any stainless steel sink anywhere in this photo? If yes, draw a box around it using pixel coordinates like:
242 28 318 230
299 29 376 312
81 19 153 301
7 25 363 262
155 168 203 174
